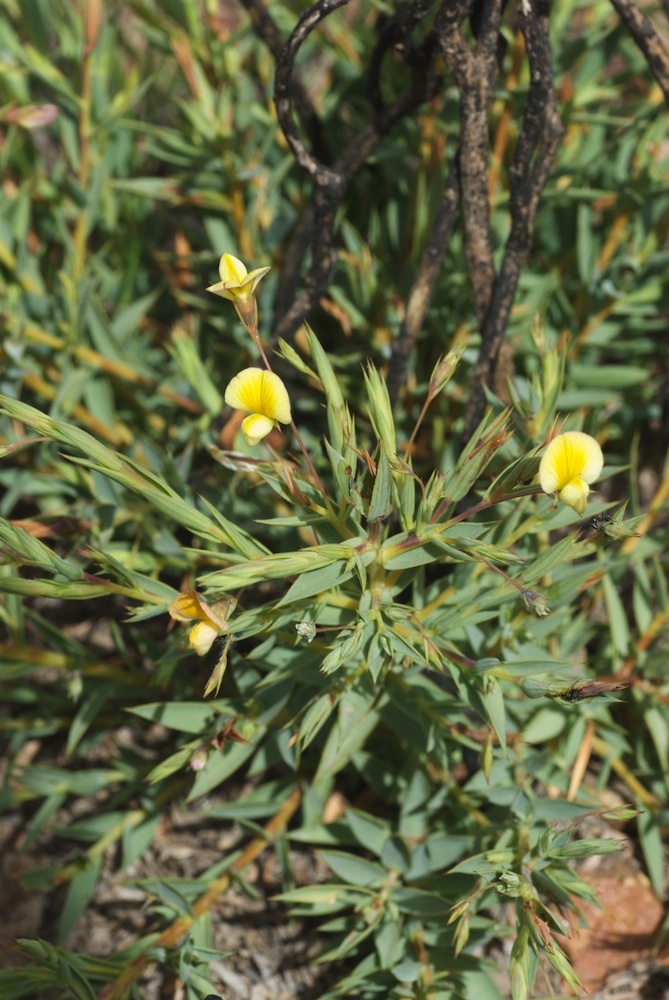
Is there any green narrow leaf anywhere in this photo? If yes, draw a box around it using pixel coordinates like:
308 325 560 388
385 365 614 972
319 850 385 887
66 688 109 755
637 807 664 896
483 676 506 751
126 702 218 734
601 573 630 662
303 326 358 460
151 878 194 916
375 916 403 969
277 560 354 606
576 202 594 283
367 446 392 523
145 742 198 785
0 517 83 580
315 685 383 781
0 396 246 550
644 705 669 774
58 857 103 945
298 693 339 750
346 809 391 857
390 887 451 916
122 814 161 868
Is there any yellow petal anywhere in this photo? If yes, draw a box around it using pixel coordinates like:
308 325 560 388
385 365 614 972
245 265 271 293
218 252 248 284
224 369 291 424
169 589 229 630
206 280 237 301
539 431 603 495
241 412 275 446
557 478 590 514
189 620 220 656
168 588 208 623
225 368 261 411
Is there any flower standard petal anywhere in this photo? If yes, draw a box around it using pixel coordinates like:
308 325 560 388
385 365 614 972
225 368 264 413
219 253 248 284
225 369 291 446
244 265 271 295
257 370 291 424
539 431 604 513
168 589 211 624
168 590 229 629
578 438 605 484
225 369 291 423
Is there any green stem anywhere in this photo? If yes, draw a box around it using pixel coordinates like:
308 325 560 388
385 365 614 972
403 389 435 462
72 2 98 293
245 318 330 502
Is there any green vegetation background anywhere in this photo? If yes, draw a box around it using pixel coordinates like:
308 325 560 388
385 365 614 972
0 2 668 998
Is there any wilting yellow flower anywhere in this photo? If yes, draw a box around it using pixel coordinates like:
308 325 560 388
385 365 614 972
539 431 604 514
168 589 230 656
224 368 291 446
206 252 270 326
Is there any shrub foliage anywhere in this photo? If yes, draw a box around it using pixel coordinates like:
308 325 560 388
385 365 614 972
1 2 668 999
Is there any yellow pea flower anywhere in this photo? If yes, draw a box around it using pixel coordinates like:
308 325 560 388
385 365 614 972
168 589 230 656
539 431 604 514
206 252 271 327
224 368 291 447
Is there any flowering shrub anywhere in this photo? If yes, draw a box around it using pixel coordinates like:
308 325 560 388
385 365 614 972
5 248 650 998
0 4 666 999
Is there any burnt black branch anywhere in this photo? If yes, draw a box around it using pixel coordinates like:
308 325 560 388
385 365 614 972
464 0 564 437
239 0 666 441
368 0 439 115
274 0 350 184
271 0 440 345
436 0 503 329
609 0 669 108
238 0 331 164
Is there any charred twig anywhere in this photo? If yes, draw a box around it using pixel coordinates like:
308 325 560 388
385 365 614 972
238 0 331 164
273 72 441 343
250 0 667 445
368 0 438 114
463 2 563 437
274 0 348 184
238 0 334 331
272 0 349 341
436 0 502 329
272 204 317 337
368 2 414 115
609 0 669 107
272 0 440 343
